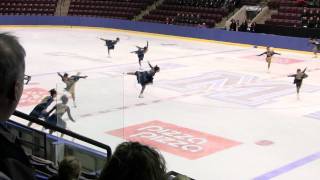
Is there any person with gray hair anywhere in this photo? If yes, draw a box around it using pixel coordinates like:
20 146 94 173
0 33 35 179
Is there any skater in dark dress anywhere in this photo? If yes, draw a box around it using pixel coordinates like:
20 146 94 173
131 41 148 68
309 38 320 58
288 68 308 99
100 37 120 57
127 61 160 98
28 89 57 127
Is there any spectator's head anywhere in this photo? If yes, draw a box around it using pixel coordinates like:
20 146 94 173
57 156 81 180
0 33 26 121
99 141 167 180
49 89 57 98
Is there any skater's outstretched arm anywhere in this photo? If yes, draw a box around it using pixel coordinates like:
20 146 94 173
145 41 149 48
135 45 143 50
57 72 63 78
302 67 307 73
99 38 107 41
66 107 75 122
273 52 281 55
148 61 153 69
78 75 88 79
257 52 266 56
127 72 136 75
71 75 88 79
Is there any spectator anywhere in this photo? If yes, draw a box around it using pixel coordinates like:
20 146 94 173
238 20 248 32
99 141 167 180
302 7 308 18
308 16 316 28
0 33 35 179
316 17 320 28
309 9 314 17
250 22 257 32
236 19 240 30
49 156 81 180
165 17 170 24
302 16 308 27
229 19 237 31
315 8 320 17
195 14 201 24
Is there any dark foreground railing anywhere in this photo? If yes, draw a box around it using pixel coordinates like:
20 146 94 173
13 110 112 158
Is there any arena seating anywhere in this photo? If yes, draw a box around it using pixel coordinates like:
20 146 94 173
140 0 232 28
68 0 156 20
266 0 320 28
0 0 57 16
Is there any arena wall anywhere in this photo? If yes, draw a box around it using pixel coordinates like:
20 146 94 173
0 16 310 52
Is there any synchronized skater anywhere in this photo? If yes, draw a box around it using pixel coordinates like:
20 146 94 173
131 41 148 68
58 72 87 107
288 68 308 99
100 37 120 57
309 38 320 58
46 95 75 137
28 89 57 127
257 46 281 71
127 61 160 98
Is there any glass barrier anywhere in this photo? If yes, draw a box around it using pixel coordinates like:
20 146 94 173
15 73 125 152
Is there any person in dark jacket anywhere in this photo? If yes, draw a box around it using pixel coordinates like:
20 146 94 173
0 33 35 179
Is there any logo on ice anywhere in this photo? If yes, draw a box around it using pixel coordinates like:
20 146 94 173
107 120 241 159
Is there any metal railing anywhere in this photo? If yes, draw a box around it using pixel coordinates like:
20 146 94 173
13 110 112 158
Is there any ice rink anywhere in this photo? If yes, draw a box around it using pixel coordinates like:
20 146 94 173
5 26 320 180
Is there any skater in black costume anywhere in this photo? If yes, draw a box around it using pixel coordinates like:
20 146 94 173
309 38 320 58
127 61 160 98
288 68 308 99
99 37 120 57
28 89 57 127
257 47 281 72
131 41 148 68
